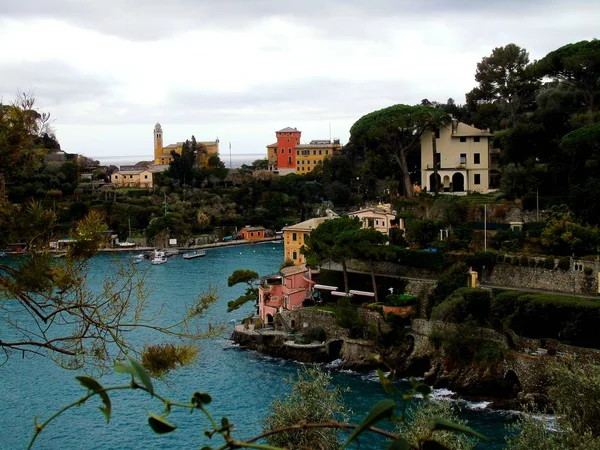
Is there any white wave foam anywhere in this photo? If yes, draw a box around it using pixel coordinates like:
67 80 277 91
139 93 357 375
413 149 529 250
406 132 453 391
325 359 344 369
464 401 492 411
430 388 455 399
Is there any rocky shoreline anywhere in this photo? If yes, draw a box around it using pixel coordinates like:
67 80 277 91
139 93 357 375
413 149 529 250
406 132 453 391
231 311 600 411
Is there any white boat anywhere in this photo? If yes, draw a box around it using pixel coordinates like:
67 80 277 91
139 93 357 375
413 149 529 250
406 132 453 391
132 255 144 264
150 250 167 265
118 241 136 248
183 250 206 260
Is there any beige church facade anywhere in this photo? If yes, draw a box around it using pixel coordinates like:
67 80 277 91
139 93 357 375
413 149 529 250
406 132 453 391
153 123 219 167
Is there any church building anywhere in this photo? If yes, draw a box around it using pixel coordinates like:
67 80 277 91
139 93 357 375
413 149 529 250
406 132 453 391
153 123 220 168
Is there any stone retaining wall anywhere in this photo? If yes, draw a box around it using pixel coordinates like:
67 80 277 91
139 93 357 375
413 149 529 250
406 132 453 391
489 259 598 295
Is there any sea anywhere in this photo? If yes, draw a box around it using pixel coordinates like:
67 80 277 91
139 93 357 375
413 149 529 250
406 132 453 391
0 243 517 449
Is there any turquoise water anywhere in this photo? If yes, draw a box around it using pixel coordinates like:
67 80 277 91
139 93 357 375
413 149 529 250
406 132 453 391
0 244 515 449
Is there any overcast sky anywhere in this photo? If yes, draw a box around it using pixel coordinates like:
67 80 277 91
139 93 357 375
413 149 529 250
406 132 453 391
1 1 598 165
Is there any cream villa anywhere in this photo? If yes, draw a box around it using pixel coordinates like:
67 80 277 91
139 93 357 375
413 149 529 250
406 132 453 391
349 204 404 237
421 120 493 194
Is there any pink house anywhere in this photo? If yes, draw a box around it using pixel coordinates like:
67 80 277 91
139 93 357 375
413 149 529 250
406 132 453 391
258 264 315 324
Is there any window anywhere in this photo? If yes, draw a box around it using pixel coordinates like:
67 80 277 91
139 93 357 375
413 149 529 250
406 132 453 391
474 136 480 142
314 160 317 165
474 174 481 185
281 148 284 153
376 220 379 225
292 233 297 241
313 150 316 155
434 153 441 168
307 160 310 164
325 150 329 155
474 153 480 164
130 175 133 179
382 220 385 227
460 137 467 143
273 149 277 154
319 150 322 155
296 150 299 155
250 232 254 237
144 175 148 179
288 156 292 164
293 251 297 260
288 148 292 153
287 138 290 142
460 153 467 165
297 167 300 171
435 128 440 139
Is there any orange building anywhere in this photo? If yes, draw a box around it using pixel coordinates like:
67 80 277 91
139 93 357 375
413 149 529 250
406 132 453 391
267 127 301 175
240 226 265 241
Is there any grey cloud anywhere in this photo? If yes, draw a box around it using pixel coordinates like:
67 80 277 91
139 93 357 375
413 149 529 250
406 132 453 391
0 0 590 41
49 76 450 125
0 60 118 107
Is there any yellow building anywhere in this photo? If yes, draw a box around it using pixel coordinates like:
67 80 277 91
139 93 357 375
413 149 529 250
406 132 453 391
111 169 155 188
282 217 329 265
421 121 493 193
153 122 219 167
295 139 342 174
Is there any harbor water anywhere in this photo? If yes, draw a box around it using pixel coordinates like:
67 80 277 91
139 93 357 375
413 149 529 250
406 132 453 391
0 243 516 449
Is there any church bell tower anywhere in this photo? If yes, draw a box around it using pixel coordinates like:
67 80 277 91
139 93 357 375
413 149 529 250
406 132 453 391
154 122 163 164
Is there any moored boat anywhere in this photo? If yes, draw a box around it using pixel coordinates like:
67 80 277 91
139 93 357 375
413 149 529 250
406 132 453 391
150 250 167 265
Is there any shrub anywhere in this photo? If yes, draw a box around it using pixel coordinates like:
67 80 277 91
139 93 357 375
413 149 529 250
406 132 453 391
536 258 545 268
431 288 491 325
558 256 571 271
464 250 498 273
528 257 537 267
254 318 263 330
335 297 362 336
504 256 512 264
430 264 468 315
431 322 506 366
492 292 600 348
585 266 593 276
511 256 520 266
262 367 348 449
544 256 555 270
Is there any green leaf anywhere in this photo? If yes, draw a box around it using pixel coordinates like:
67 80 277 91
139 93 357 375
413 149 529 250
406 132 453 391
342 399 396 448
75 376 111 423
428 417 489 441
114 360 135 376
191 392 212 407
421 440 451 449
377 369 393 394
128 357 154 395
221 417 230 429
388 436 410 450
148 412 177 434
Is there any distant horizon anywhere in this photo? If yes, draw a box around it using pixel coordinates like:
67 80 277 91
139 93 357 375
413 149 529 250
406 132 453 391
96 152 267 168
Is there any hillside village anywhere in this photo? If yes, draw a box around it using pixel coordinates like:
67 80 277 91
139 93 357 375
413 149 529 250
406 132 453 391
2 38 600 447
